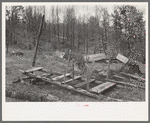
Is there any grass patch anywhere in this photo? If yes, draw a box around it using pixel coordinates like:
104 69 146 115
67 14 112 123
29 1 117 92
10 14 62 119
6 47 145 102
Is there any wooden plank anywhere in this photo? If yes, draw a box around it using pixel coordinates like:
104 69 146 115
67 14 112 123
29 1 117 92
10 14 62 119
84 53 106 62
51 73 71 81
120 72 145 81
116 84 144 92
25 67 43 73
99 73 128 80
62 76 81 84
116 54 129 63
74 79 95 88
108 79 138 88
112 75 127 80
90 82 116 93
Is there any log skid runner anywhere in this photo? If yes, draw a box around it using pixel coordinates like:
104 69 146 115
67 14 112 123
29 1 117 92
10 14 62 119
18 66 144 102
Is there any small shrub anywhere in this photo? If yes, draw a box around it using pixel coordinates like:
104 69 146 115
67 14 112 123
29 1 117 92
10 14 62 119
63 50 86 75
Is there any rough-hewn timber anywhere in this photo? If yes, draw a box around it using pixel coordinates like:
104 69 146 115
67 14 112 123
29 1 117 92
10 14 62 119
51 73 72 81
19 70 124 102
62 76 81 84
84 53 106 62
25 67 43 73
107 79 145 88
90 82 116 94
74 79 95 88
112 75 127 80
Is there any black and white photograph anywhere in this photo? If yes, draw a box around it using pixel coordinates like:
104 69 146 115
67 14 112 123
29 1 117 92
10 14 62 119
2 2 148 121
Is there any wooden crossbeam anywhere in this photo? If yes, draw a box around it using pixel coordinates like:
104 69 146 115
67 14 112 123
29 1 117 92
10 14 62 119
40 69 53 74
112 75 127 80
41 73 53 77
99 73 128 80
120 72 145 81
74 79 95 88
108 79 138 88
25 67 43 73
90 82 116 94
51 73 71 81
62 76 81 84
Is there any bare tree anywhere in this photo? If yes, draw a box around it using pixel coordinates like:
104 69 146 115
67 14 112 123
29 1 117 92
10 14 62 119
51 6 56 36
56 6 60 50
49 9 51 43
77 17 82 52
101 7 110 54
95 6 103 54
83 15 86 53
6 5 24 53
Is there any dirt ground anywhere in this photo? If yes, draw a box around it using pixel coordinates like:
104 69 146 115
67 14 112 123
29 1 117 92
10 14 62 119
5 48 145 102
6 97 27 102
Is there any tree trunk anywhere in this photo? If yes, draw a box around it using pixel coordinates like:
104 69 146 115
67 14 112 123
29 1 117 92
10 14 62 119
93 41 96 54
66 24 69 42
57 23 60 50
84 23 86 53
63 23 64 43
86 23 89 54
72 59 74 82
104 27 107 52
6 30 9 54
49 22 51 43
106 58 111 81
6 40 9 54
115 30 118 53
128 42 131 57
77 22 80 52
72 22 75 51
101 34 106 54
86 53 89 91
86 24 89 90
77 36 79 52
